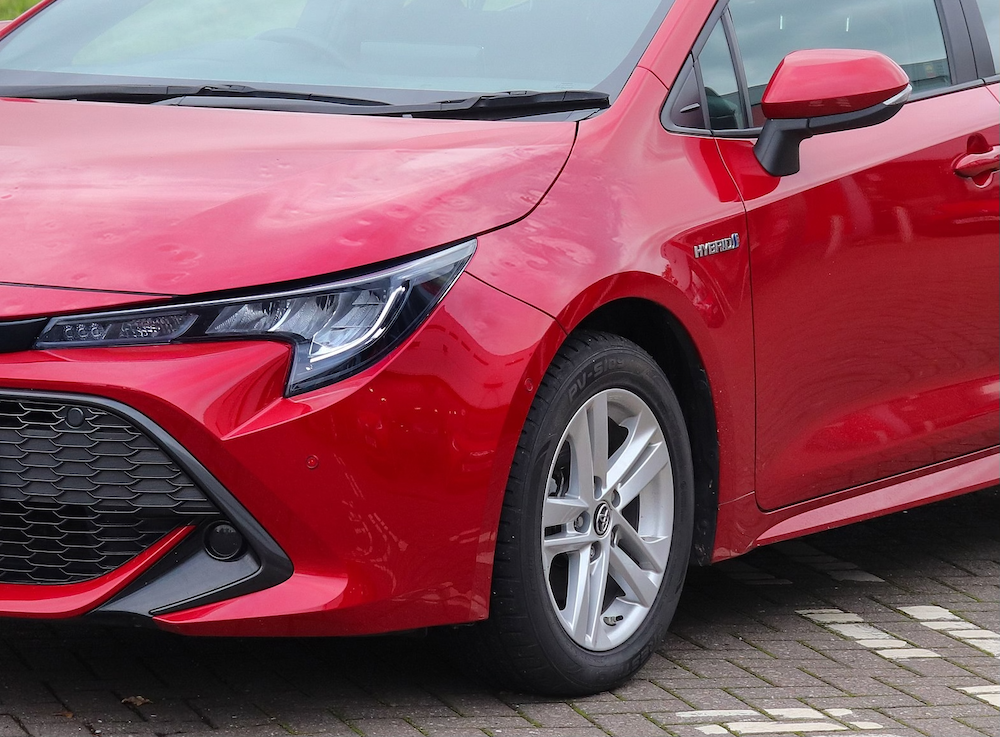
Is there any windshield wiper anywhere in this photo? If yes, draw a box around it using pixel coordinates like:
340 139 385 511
361 90 611 119
0 82 390 107
163 88 609 118
0 83 608 118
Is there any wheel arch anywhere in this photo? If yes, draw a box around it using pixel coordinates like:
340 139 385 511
574 298 719 567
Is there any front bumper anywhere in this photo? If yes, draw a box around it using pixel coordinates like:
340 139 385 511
0 274 559 636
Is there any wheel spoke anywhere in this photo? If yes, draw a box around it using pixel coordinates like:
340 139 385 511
613 510 672 572
543 531 596 567
542 495 589 529
565 393 610 502
565 544 611 648
563 548 590 638
606 414 659 495
617 441 671 509
565 412 596 503
609 541 661 608
587 392 610 491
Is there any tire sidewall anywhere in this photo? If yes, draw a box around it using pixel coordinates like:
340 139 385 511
507 335 695 691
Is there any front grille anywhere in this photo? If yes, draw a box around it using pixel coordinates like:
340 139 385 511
0 395 219 585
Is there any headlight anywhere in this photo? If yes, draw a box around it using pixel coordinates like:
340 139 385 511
35 240 476 395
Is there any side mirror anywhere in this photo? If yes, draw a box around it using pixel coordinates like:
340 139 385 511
754 49 911 177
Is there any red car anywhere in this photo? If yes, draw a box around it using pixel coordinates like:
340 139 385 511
0 0 997 695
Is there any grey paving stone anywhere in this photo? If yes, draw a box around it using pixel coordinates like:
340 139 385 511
0 488 995 737
590 713 668 736
265 709 356 736
349 717 425 736
512 703 592 729
15 718 92 737
406 716 493 736
483 729 608 737
882 704 1000 721
578 697 688 715
0 716 26 737
899 717 997 736
960 715 1000 736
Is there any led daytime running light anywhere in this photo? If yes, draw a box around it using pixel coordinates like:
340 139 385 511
34 241 476 394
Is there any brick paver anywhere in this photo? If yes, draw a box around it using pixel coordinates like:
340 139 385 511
1 488 997 737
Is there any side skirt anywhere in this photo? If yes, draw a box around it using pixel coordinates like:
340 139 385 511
712 447 999 562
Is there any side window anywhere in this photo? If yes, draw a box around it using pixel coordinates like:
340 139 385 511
975 0 1000 74
665 19 745 132
700 20 746 130
728 0 952 126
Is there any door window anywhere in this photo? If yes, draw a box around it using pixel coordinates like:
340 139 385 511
700 20 746 130
974 0 999 73
729 0 952 125
664 19 746 132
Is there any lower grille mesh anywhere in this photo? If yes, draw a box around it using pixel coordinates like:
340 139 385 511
0 395 218 584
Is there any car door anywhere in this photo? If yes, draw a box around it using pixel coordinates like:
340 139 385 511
669 0 1000 510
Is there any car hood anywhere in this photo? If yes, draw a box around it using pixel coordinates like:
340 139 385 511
0 98 575 296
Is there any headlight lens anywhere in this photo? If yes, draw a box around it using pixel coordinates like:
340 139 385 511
35 240 476 395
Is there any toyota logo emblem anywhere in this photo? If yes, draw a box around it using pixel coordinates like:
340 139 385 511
594 502 612 537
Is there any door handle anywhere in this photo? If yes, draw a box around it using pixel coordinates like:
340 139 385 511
954 146 999 179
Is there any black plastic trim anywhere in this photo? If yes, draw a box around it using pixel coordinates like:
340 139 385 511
959 0 999 77
0 319 46 354
0 389 292 618
909 78 986 101
95 525 266 622
937 0 977 84
660 0 730 135
721 8 753 129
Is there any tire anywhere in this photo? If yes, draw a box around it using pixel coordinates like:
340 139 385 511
469 331 695 696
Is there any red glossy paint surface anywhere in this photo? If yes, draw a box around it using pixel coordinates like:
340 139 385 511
638 0 718 87
714 448 998 560
0 276 560 632
467 68 757 506
0 527 192 618
0 99 573 295
717 87 1000 511
0 284 161 319
0 0 997 636
761 50 910 120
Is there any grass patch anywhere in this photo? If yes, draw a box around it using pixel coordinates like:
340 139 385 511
0 0 35 20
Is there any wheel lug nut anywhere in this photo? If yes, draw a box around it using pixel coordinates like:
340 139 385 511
574 515 586 531
590 543 599 560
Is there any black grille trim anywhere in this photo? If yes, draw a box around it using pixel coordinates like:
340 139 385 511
0 319 46 355
0 389 292 617
0 394 219 584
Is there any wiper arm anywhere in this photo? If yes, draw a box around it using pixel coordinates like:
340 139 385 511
162 88 610 118
0 82 389 107
364 89 611 119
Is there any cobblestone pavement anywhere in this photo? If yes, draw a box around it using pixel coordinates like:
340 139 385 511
1 488 997 737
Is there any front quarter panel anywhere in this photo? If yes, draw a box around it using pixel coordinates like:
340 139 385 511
466 68 755 505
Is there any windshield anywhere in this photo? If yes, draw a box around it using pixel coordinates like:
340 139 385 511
0 0 674 114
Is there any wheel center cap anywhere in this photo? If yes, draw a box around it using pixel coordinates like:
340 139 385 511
594 502 612 537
